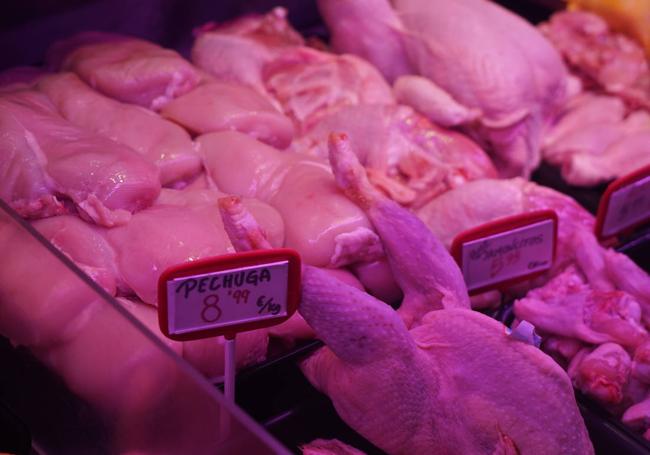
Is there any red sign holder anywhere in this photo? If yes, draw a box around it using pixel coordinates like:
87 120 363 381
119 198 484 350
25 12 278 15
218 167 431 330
157 248 301 427
450 210 558 295
158 248 301 341
595 164 650 242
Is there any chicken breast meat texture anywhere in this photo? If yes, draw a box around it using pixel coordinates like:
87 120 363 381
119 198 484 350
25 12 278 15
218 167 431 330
35 72 202 186
0 88 161 226
192 8 497 209
198 131 384 268
47 32 201 110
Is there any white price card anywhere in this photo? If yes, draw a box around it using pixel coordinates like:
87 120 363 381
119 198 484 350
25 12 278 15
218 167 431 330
157 249 301 341
451 211 557 294
596 165 650 241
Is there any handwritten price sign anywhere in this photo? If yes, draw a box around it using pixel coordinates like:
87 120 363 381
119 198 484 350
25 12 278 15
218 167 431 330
451 211 557 294
596 164 650 241
157 249 301 341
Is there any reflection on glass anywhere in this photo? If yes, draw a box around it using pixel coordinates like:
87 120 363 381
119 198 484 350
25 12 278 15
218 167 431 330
0 201 287 454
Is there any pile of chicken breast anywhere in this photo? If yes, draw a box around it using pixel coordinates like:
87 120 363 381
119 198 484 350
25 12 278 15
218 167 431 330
1 0 649 453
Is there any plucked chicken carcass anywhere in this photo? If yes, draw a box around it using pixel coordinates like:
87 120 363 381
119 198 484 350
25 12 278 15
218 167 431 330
221 133 592 454
540 10 650 111
0 89 160 226
542 92 650 186
198 131 383 268
318 0 569 178
303 134 592 454
34 72 202 186
47 32 201 110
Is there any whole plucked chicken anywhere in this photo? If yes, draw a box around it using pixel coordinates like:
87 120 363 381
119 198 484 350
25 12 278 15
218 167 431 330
219 133 593 454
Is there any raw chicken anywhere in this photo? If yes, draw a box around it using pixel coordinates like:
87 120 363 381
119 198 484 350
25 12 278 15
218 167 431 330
47 32 200 110
543 92 650 185
318 0 569 177
295 104 496 207
543 336 586 368
0 214 226 454
416 178 593 270
192 7 304 99
35 72 201 185
543 92 627 147
263 46 394 130
216 195 368 343
567 0 650 57
0 215 116 347
328 133 469 322
515 267 648 349
33 297 179 417
155 187 285 250
632 340 650 384
0 89 161 226
540 10 650 110
193 8 393 129
32 294 229 455
193 7 495 207
106 187 284 305
298 134 592 454
351 259 403 304
568 343 632 405
417 177 650 313
198 131 383 268
623 393 650 434
160 81 294 149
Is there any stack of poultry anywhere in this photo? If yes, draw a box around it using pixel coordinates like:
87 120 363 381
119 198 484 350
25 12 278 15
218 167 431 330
1 0 649 452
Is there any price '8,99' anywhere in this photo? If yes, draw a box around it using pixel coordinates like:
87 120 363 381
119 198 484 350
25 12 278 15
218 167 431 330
201 294 222 323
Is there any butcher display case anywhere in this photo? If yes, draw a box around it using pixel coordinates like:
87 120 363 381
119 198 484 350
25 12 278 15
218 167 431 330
0 201 289 455
2 0 650 454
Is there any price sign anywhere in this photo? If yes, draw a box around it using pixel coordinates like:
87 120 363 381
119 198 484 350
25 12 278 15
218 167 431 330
157 249 301 341
595 164 650 241
451 210 557 295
